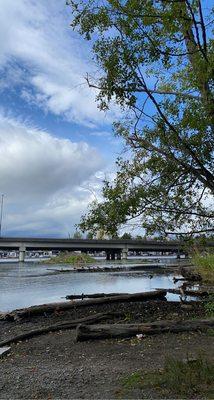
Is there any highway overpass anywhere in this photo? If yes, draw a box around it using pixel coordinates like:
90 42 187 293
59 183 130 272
0 237 186 262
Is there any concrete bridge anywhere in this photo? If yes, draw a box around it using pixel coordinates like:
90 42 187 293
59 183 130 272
0 237 186 262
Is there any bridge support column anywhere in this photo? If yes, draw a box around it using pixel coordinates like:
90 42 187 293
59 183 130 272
122 249 128 260
19 246 26 263
111 252 115 261
106 251 110 261
117 252 121 260
177 249 181 259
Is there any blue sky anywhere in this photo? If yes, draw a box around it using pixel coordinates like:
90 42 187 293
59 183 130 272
0 0 123 237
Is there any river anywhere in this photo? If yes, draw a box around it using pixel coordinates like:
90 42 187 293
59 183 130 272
0 257 187 312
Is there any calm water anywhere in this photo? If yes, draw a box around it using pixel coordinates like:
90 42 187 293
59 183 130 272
0 259 183 312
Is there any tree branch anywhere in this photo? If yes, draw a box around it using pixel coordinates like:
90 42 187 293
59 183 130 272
85 74 199 100
165 228 214 236
198 0 208 55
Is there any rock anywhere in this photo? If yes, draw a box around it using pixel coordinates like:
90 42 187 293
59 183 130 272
0 346 11 358
171 312 179 317
182 356 197 364
181 304 193 310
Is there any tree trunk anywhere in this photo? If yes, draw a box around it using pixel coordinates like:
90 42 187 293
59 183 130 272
76 318 214 341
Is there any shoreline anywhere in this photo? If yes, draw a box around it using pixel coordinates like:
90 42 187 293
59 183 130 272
0 299 213 399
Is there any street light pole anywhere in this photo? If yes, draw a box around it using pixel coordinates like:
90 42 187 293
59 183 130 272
0 194 4 238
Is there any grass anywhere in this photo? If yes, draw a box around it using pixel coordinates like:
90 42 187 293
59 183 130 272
207 328 214 337
46 252 95 265
192 253 214 284
122 371 143 389
119 356 214 399
204 295 214 317
191 252 214 321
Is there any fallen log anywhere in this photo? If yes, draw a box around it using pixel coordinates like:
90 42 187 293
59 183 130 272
74 267 123 273
173 277 187 283
1 290 166 320
76 318 214 341
66 292 128 300
156 288 209 297
0 312 121 347
46 268 75 274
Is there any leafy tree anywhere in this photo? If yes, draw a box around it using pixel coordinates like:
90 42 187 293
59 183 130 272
86 232 94 239
121 232 132 239
73 230 83 239
68 0 214 237
135 235 143 240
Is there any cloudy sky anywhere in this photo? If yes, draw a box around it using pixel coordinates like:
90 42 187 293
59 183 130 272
0 0 122 237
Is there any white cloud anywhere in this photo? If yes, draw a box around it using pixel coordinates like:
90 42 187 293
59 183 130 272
0 0 116 127
0 0 120 236
0 112 105 236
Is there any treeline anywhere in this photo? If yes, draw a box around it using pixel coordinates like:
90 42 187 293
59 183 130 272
70 230 214 244
70 231 171 240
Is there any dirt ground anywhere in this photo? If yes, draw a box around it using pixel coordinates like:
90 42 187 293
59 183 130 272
0 300 213 400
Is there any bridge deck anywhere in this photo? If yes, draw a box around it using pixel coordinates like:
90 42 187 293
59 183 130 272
0 237 182 252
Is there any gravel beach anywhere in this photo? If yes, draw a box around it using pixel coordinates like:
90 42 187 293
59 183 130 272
0 300 213 399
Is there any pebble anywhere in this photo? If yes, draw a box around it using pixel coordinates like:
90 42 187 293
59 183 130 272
181 304 193 310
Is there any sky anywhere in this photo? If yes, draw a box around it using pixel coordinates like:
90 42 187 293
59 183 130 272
0 0 123 237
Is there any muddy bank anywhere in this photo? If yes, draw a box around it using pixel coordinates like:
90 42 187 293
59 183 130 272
0 299 212 399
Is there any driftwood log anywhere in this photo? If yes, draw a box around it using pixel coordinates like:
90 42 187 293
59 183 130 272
46 268 120 274
170 288 209 297
173 277 187 283
76 318 214 341
156 288 209 297
0 312 122 347
1 290 167 321
66 292 128 300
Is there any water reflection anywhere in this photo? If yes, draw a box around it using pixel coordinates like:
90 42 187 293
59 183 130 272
0 260 183 312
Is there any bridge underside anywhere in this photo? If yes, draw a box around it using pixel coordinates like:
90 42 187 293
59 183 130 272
1 236 212 262
0 237 186 262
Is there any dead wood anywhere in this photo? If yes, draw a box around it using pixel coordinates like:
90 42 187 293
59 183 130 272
76 318 214 341
0 312 121 347
66 292 128 300
156 288 209 297
173 277 187 283
1 290 166 321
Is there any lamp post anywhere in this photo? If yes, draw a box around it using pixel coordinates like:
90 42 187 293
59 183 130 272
0 194 4 238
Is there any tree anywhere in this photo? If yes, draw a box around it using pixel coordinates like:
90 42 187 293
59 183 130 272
73 230 83 239
135 235 143 240
86 232 94 239
121 232 132 239
68 0 214 237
